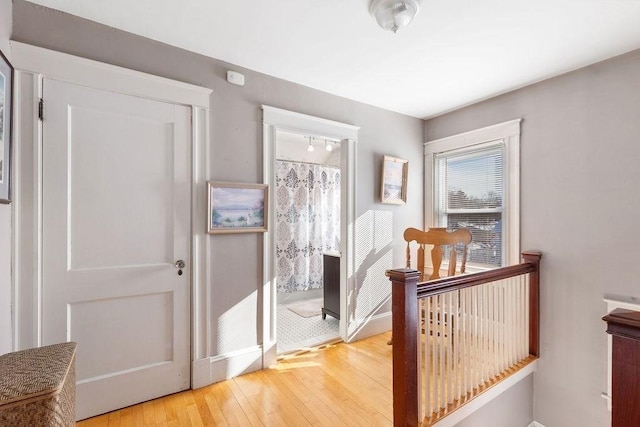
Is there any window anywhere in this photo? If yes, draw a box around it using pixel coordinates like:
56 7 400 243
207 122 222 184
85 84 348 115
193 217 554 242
436 143 504 266
425 119 521 268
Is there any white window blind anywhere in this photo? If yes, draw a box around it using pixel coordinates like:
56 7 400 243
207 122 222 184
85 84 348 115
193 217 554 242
435 142 504 267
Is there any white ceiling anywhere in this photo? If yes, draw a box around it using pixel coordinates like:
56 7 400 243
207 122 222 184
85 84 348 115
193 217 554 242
28 0 640 119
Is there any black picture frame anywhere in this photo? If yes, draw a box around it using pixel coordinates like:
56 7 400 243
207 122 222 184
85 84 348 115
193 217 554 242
0 48 13 203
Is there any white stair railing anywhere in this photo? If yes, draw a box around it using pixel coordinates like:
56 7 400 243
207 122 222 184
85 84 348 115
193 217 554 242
389 251 542 427
419 275 531 421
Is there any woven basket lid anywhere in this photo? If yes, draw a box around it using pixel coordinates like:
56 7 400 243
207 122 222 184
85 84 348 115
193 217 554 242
0 342 77 406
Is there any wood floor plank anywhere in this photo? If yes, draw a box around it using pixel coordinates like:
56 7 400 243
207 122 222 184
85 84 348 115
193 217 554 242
118 406 133 427
190 387 217 426
213 380 253 425
305 399 349 427
202 388 231 426
153 397 168 425
284 361 375 425
224 378 264 425
252 370 313 426
131 402 145 426
174 393 194 427
163 393 180 424
142 400 156 425
185 404 204 427
106 410 121 427
77 332 393 427
261 369 319 424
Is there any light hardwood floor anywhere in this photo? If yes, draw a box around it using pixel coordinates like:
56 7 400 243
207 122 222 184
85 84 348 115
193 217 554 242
78 331 393 426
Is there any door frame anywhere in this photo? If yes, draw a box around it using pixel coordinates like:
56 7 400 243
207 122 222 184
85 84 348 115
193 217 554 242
262 105 359 365
10 42 212 387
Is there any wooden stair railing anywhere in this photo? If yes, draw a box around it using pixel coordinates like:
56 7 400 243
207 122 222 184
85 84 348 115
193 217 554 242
389 251 542 427
603 309 640 427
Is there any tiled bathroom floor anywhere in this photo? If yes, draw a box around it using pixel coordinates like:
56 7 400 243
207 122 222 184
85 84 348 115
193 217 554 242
277 290 340 354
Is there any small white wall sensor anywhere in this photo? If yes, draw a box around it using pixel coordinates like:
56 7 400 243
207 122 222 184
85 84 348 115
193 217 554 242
226 70 245 87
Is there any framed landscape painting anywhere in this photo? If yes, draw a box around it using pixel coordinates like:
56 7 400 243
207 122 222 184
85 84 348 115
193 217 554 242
208 182 268 234
0 49 13 203
381 155 408 204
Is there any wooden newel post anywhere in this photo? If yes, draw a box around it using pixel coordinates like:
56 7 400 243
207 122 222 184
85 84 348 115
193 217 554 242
389 268 421 427
522 251 542 357
603 309 640 427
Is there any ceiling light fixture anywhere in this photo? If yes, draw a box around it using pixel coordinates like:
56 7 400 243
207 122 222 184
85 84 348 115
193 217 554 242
307 137 315 152
325 139 333 152
369 0 420 33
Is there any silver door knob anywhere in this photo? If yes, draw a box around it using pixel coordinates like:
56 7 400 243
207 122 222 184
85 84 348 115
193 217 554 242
175 260 186 269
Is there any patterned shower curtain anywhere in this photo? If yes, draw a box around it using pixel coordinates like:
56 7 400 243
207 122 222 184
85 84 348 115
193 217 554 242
275 160 341 293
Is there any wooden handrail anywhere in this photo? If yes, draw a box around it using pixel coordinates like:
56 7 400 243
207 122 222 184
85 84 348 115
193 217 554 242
389 251 542 427
416 263 536 298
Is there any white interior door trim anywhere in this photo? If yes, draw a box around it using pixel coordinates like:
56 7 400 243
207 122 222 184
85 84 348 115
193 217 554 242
10 42 212 389
10 41 210 108
262 106 359 141
262 105 359 366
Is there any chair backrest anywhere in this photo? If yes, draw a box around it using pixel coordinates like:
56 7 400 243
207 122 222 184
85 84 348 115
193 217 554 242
404 227 472 281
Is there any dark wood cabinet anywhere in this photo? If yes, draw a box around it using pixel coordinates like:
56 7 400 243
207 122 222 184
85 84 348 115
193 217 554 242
603 308 640 427
322 253 340 320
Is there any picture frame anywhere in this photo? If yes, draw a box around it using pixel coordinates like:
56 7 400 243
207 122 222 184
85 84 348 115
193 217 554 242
381 155 408 205
207 181 268 234
0 49 14 204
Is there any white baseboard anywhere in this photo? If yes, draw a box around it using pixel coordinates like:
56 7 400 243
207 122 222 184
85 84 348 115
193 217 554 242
191 357 212 389
349 311 391 342
432 360 538 427
528 422 546 427
191 345 263 389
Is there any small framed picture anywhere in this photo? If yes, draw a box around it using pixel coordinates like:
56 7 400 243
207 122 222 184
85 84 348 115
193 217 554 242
207 181 268 234
0 49 14 204
381 155 408 205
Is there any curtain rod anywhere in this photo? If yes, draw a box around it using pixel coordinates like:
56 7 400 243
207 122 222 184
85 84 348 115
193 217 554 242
276 159 340 168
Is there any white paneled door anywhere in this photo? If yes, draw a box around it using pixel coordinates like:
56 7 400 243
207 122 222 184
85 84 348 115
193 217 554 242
42 78 191 420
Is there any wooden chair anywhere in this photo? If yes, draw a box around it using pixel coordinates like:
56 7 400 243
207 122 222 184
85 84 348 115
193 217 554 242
388 227 472 345
403 227 472 281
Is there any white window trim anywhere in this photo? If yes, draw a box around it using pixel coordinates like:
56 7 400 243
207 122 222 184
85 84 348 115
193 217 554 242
424 119 522 267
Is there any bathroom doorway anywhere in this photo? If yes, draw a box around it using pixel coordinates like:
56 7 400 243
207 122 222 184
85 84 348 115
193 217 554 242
274 130 341 353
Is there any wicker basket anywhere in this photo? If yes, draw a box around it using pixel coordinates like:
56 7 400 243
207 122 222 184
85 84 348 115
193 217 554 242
0 342 77 427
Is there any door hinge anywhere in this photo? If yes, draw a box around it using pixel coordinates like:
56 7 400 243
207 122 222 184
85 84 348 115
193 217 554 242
38 98 44 121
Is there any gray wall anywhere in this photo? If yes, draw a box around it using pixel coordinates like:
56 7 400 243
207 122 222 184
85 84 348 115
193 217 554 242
456 374 534 427
0 0 12 355
9 0 424 356
425 49 640 427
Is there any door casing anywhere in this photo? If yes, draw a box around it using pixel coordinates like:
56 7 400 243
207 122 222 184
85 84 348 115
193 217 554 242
262 105 359 366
